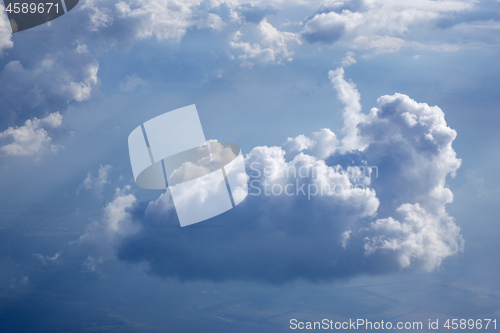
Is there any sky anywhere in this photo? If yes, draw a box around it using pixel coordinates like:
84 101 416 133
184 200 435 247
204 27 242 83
1 0 500 332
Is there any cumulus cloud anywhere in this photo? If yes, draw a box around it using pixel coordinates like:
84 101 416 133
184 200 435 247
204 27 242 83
231 18 301 65
0 112 63 157
283 128 339 160
78 67 463 284
364 203 462 271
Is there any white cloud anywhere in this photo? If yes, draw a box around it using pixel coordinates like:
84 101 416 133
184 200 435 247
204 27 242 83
283 128 339 160
328 67 364 152
42 112 64 127
62 62 99 102
114 0 221 41
83 165 113 196
104 186 138 234
341 52 356 66
365 203 463 271
231 18 300 65
0 112 63 157
326 63 463 269
0 4 13 54
246 143 380 214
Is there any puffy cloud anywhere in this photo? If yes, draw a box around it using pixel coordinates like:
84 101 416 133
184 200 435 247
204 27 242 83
283 128 339 160
328 67 463 272
231 18 300 65
0 112 62 157
101 67 463 284
364 203 463 271
104 186 139 235
353 92 461 215
83 165 113 196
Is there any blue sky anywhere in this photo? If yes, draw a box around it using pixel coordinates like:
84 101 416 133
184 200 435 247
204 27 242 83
1 0 500 331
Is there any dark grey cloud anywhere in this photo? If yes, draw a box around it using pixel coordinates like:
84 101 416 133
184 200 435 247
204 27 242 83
0 51 98 128
300 0 360 44
301 16 345 44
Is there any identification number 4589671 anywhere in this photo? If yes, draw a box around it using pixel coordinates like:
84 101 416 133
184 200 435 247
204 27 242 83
5 2 59 14
444 319 497 330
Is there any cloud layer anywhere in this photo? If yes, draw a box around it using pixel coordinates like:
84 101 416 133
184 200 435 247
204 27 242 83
300 0 475 53
1 0 496 131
